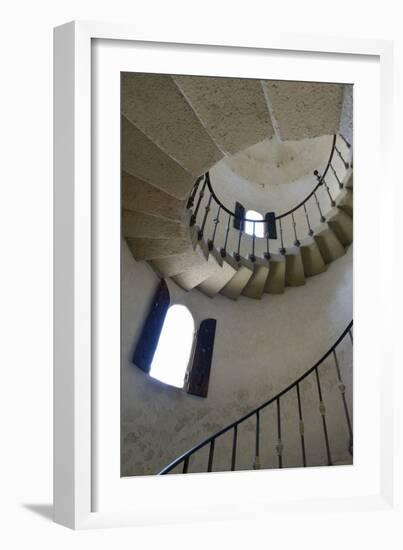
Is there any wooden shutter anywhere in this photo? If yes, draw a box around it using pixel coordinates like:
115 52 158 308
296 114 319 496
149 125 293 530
264 212 277 239
233 201 245 231
132 278 170 373
186 319 217 398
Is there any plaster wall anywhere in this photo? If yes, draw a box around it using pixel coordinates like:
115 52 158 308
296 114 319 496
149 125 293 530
121 239 353 476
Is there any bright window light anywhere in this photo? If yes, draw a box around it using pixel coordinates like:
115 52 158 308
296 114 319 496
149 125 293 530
245 210 264 238
150 304 194 388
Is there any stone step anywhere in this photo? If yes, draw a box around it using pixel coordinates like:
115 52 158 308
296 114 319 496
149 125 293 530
327 208 353 246
122 209 188 240
122 171 186 222
220 256 254 300
197 254 237 298
336 188 353 218
149 247 207 278
174 76 274 155
122 115 194 199
172 244 222 291
300 241 327 277
122 73 222 176
285 250 306 286
241 260 270 299
126 236 190 261
265 258 286 294
262 80 344 141
314 227 345 264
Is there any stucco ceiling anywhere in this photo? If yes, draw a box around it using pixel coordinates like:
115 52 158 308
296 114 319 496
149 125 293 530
222 134 333 188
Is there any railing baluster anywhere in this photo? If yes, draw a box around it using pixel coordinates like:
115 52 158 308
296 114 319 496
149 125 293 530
264 236 271 260
314 367 332 466
221 212 232 258
279 218 286 255
323 176 336 207
183 455 190 473
209 205 221 251
292 212 300 246
314 170 336 207
348 329 353 344
190 173 208 226
186 175 204 209
276 398 283 468
296 383 307 467
207 439 215 472
330 163 343 190
235 228 243 262
251 221 256 261
253 411 260 469
335 143 350 170
231 425 238 471
339 133 351 149
313 192 326 223
303 203 314 236
198 192 213 240
333 350 353 455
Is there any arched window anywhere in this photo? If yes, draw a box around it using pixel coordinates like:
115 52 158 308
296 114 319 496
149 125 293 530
245 210 264 238
149 304 194 388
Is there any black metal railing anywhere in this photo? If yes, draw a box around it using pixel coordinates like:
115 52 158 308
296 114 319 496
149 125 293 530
188 133 352 261
159 321 353 474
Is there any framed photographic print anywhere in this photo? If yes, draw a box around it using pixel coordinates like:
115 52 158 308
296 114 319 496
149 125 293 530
54 21 396 529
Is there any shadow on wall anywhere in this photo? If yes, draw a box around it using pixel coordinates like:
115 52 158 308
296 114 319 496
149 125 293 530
23 504 53 522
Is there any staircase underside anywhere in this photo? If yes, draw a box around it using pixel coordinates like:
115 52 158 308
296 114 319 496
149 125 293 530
121 73 353 301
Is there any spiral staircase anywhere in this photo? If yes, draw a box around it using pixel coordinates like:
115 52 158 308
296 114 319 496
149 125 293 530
121 73 353 301
121 73 353 475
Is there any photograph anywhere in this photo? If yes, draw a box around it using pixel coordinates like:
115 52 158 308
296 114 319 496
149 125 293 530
2 0 399 542
120 74 354 477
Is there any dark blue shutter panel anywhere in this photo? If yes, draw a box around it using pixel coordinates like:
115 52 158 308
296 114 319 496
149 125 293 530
265 212 277 239
133 279 170 373
233 201 245 231
187 319 217 398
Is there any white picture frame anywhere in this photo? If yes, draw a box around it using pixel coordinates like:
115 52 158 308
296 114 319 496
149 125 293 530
54 20 397 530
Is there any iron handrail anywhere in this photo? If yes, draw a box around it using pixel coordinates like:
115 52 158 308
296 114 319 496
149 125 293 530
159 319 353 474
203 134 337 223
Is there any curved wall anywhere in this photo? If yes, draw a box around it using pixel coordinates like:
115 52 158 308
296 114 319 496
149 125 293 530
121 239 353 476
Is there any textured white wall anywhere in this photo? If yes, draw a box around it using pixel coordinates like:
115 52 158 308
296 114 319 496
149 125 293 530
121 240 353 476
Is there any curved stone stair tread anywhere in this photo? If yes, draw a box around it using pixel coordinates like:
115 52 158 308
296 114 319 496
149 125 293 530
300 240 327 277
149 246 209 278
264 258 286 294
174 76 274 155
262 80 344 141
220 256 254 300
336 188 353 218
121 73 223 176
314 227 345 264
122 115 194 200
126 236 191 261
285 249 306 287
122 171 186 222
197 256 237 298
326 208 353 246
122 209 188 240
172 248 222 291
241 260 270 299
